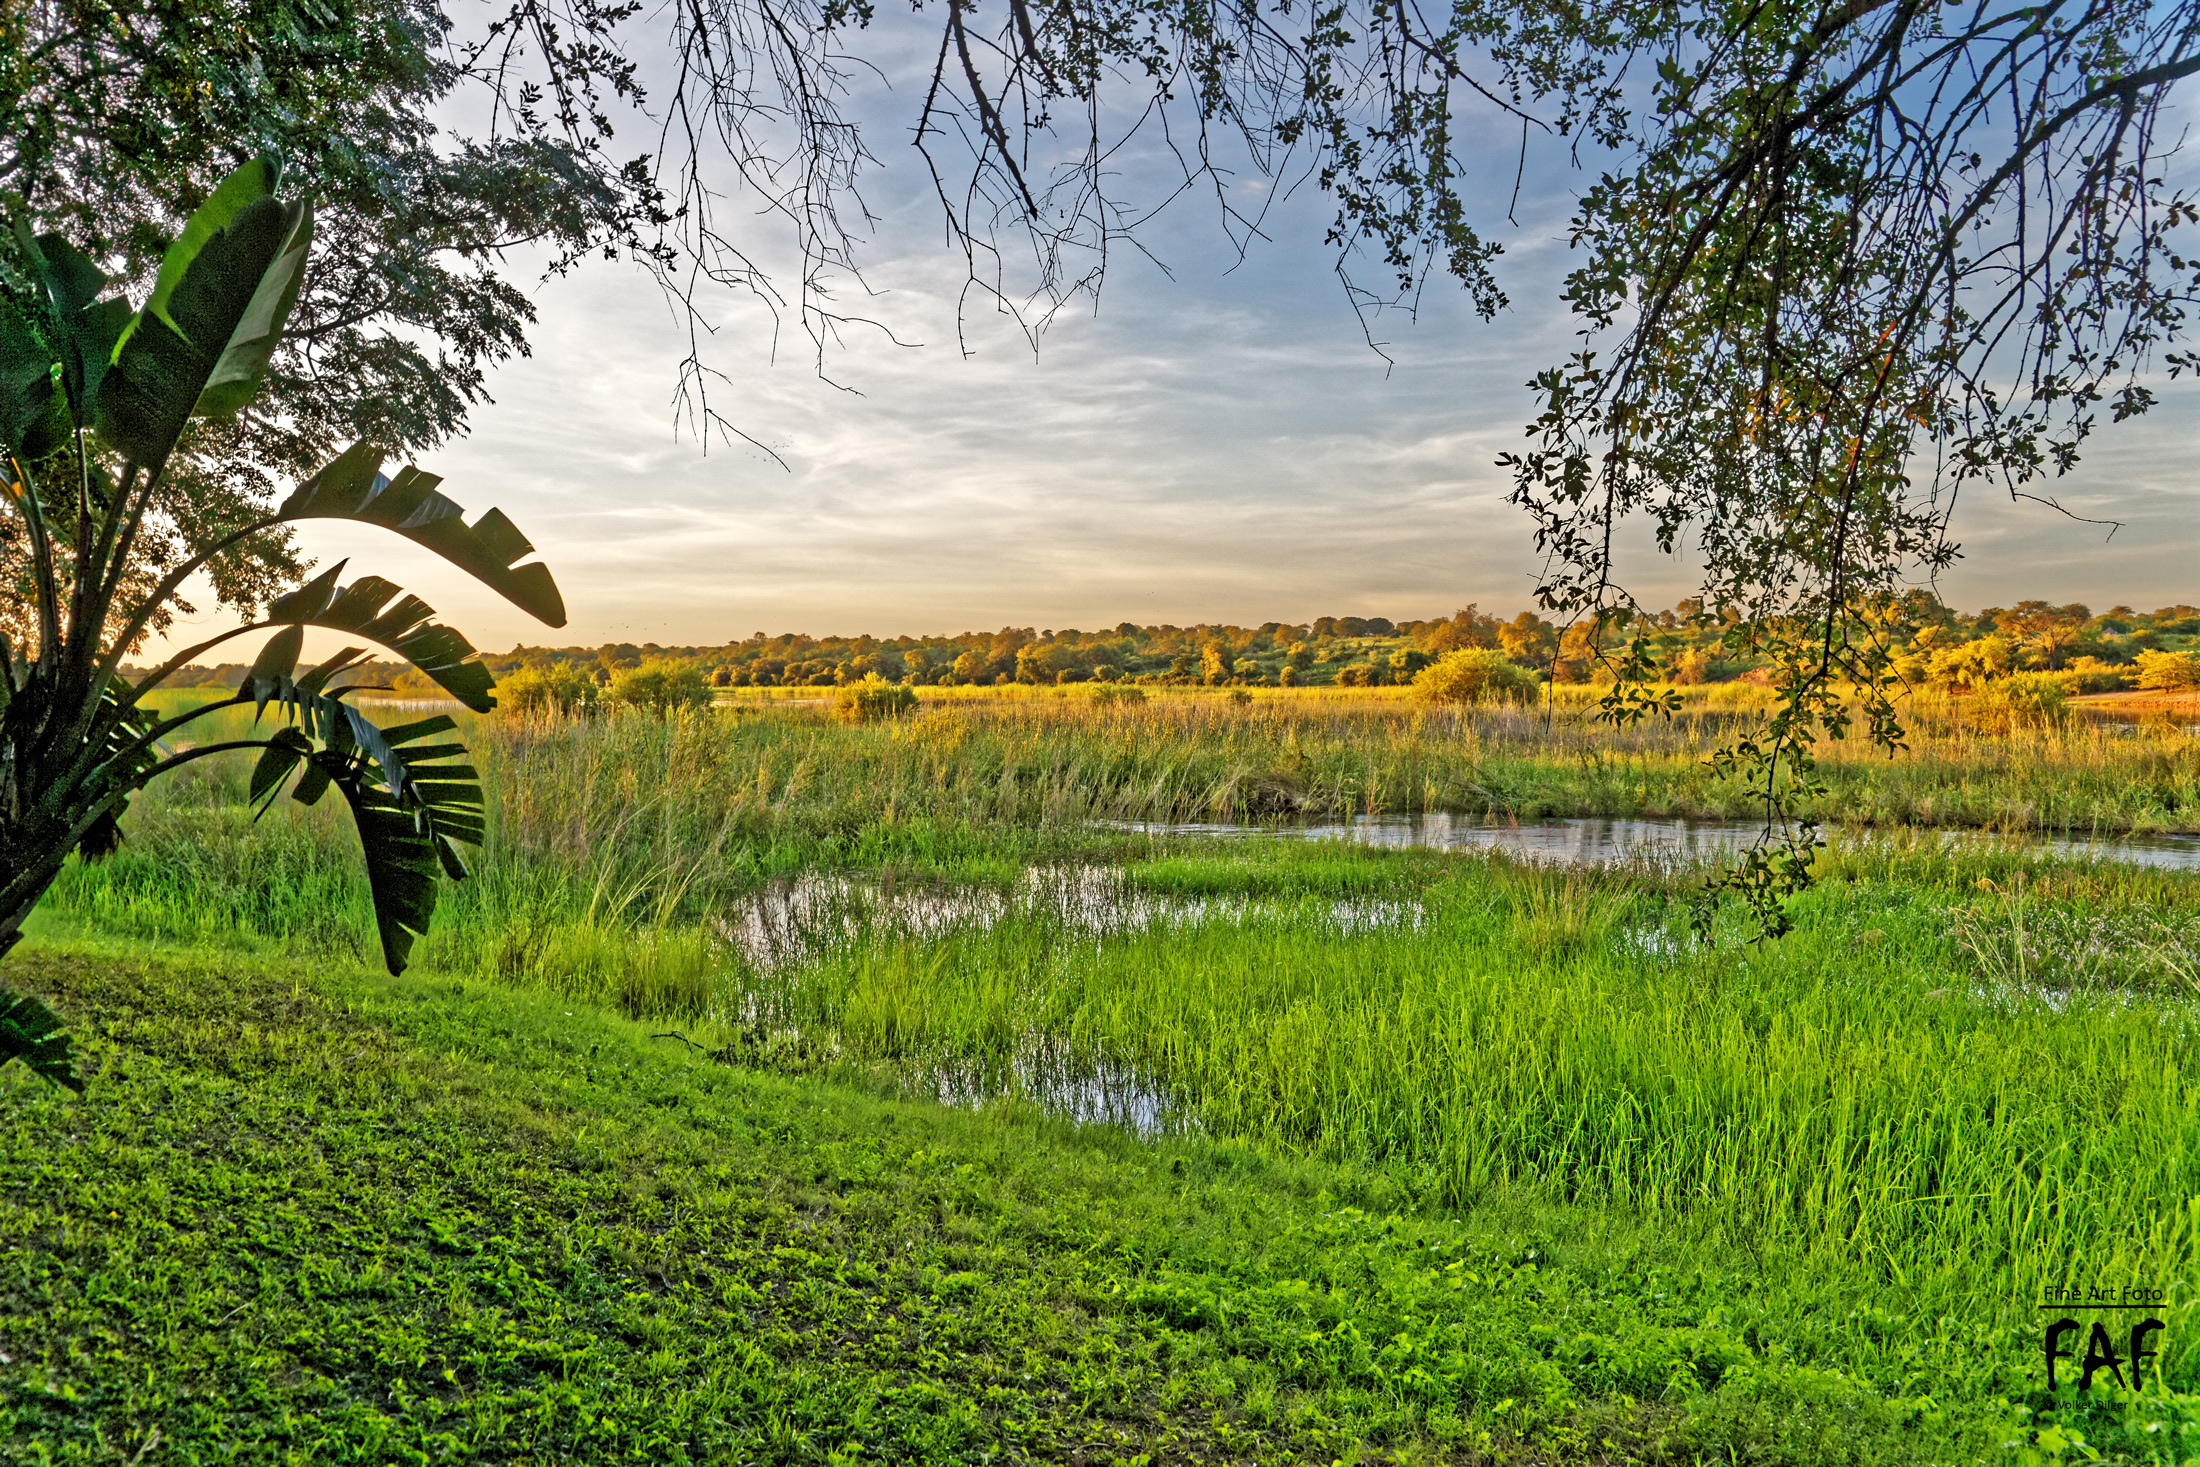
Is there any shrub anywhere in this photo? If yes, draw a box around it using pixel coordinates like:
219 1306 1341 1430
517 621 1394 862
1092 685 1146 706
836 674 918 721
2134 649 2200 692
1669 646 1713 684
610 660 714 716
1388 647 1432 678
2060 656 2132 695
1414 649 1540 704
500 660 598 716
1927 634 2019 690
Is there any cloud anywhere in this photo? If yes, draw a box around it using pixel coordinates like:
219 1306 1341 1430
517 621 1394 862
142 50 2200 658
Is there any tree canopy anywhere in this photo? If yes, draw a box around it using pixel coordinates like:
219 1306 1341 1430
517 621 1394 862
0 0 654 636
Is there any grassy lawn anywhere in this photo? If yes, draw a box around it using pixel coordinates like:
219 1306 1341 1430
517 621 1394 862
0 936 2028 1466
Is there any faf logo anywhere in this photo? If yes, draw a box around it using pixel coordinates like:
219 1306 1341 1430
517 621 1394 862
2041 1287 2167 1390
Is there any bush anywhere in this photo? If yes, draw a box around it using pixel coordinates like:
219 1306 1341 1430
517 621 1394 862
2060 656 2131 695
609 660 714 716
1388 647 1432 679
1927 634 2019 691
1092 685 1146 706
835 674 918 721
1668 646 1713 684
2134 648 2200 692
1414 649 1540 705
499 660 598 716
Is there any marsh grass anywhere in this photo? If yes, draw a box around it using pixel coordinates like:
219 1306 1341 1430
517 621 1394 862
48 693 2200 1016
728 854 2200 1387
141 678 2200 844
1499 866 1635 961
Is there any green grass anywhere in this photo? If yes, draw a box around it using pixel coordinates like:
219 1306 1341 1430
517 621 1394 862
150 683 2200 853
0 938 2047 1466
68 695 2200 993
733 845 2200 1336
19 700 2200 1460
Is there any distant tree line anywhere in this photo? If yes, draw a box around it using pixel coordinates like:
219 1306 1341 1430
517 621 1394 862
127 599 2200 705
487 611 1568 694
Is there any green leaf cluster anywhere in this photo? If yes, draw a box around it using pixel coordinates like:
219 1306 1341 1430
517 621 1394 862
0 153 565 1092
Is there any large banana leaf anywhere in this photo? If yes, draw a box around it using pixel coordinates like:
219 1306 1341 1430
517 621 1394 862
14 226 129 436
0 301 69 464
241 636 416 799
278 441 566 627
264 561 497 711
246 684 484 973
97 158 313 469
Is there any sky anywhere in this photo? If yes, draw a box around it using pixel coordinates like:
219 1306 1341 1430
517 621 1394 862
146 21 2200 659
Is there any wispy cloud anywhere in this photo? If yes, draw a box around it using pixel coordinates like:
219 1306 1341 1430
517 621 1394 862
146 68 2200 658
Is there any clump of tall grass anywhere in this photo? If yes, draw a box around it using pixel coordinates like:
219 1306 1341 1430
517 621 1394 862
472 857 725 1019
1499 866 1637 960
1964 671 2070 733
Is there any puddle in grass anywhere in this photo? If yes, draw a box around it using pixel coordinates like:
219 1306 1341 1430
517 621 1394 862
1110 812 2200 873
718 867 1398 1136
712 818 2200 1131
923 1051 1185 1136
722 863 1422 974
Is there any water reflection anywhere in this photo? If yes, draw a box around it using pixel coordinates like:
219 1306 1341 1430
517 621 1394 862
1111 813 1764 865
1110 813 2200 872
718 867 1417 1136
723 864 1421 973
924 1052 1184 1136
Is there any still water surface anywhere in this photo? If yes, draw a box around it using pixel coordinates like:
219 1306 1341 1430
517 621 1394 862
1109 813 2200 872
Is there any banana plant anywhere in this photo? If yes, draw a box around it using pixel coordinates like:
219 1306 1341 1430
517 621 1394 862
0 157 566 1091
